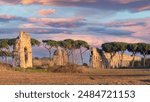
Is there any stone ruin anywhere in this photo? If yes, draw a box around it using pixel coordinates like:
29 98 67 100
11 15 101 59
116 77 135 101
13 32 33 68
32 48 68 68
103 52 141 68
90 48 102 68
90 47 141 69
11 32 142 69
53 48 68 66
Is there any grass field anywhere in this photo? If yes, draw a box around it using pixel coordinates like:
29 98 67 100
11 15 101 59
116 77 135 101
0 66 150 85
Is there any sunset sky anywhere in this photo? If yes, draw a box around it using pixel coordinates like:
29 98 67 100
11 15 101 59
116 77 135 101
0 0 150 57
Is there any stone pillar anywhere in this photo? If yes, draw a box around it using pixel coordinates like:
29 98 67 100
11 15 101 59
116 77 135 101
90 48 101 68
13 32 33 68
53 48 68 66
62 50 68 65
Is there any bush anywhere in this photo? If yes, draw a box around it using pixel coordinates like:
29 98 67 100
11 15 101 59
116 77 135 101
83 63 88 67
47 65 85 73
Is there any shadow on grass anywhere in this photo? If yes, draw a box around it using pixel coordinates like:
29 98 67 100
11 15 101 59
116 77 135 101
119 66 150 69
81 74 150 77
140 80 150 83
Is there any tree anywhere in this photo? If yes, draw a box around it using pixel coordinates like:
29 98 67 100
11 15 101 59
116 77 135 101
115 42 128 67
0 40 9 62
137 43 150 67
31 38 41 46
102 42 119 68
42 40 58 59
0 40 9 49
127 43 139 67
75 40 89 64
0 38 40 63
7 38 16 47
58 39 75 64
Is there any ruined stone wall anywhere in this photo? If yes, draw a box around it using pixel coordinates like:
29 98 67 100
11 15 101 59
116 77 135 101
104 53 141 68
90 47 142 69
13 32 32 68
53 48 68 66
33 48 68 68
90 48 102 68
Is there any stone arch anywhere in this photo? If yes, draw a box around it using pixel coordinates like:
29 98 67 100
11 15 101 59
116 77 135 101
13 32 33 68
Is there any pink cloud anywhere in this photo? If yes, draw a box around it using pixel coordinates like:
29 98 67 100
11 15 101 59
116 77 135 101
38 9 56 16
103 18 150 39
0 14 16 20
21 0 96 5
0 0 150 13
28 16 85 27
19 23 40 28
134 5 150 11
21 0 36 5
111 0 141 4
20 0 96 5
0 1 9 4
29 17 83 23
0 14 23 23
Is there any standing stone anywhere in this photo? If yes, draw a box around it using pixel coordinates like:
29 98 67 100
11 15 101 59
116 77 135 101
90 48 101 68
13 32 33 68
53 48 68 66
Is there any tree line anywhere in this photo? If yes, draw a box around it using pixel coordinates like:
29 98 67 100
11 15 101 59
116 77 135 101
0 38 40 63
102 42 150 67
42 39 89 65
0 38 89 65
1 37 150 68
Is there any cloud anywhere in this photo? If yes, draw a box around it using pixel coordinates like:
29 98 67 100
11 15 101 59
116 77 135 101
0 28 70 35
38 9 56 16
0 13 86 28
19 23 39 28
0 14 27 22
0 14 17 22
134 5 150 11
1 0 150 12
110 0 141 4
102 18 150 38
28 17 86 28
20 0 97 5
87 27 133 36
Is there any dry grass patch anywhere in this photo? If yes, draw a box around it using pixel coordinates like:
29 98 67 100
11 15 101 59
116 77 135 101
0 62 12 71
47 65 87 73
33 58 54 68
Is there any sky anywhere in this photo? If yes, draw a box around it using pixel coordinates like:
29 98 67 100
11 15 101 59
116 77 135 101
0 0 150 57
